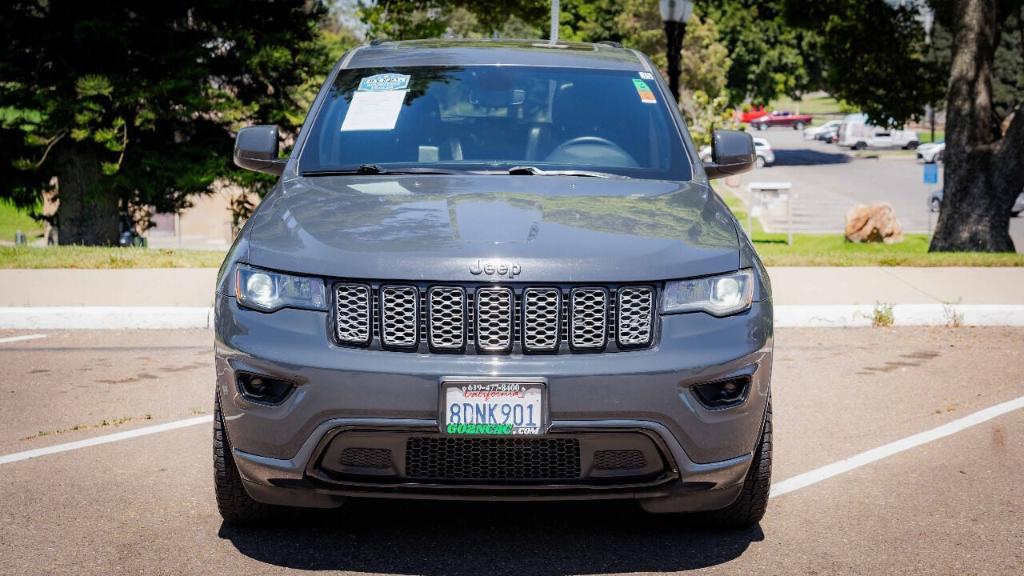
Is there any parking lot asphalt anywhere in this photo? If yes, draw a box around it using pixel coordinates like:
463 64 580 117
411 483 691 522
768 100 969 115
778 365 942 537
0 327 1022 575
729 129 1024 249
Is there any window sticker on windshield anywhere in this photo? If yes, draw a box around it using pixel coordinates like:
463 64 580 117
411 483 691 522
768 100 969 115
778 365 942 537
633 79 656 104
340 90 407 131
357 73 411 92
340 73 412 131
638 71 655 80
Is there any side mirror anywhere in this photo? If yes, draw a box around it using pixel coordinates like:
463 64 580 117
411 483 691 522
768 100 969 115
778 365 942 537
234 125 286 175
703 130 756 179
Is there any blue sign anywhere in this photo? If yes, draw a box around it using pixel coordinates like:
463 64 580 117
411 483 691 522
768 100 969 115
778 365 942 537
923 163 939 184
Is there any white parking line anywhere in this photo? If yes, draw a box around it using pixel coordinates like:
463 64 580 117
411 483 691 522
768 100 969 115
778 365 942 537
0 334 47 344
2 395 1022 502
0 415 212 466
770 394 1024 498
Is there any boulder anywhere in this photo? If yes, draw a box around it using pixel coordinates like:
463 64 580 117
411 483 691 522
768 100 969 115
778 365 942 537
845 202 904 244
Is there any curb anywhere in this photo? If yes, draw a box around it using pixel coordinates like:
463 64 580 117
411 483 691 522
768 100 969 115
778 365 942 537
0 307 214 330
1 305 1024 330
773 304 1024 327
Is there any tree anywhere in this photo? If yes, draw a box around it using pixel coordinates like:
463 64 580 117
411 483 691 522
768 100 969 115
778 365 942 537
695 0 823 105
0 1 328 245
358 0 548 40
786 0 1024 252
677 14 738 146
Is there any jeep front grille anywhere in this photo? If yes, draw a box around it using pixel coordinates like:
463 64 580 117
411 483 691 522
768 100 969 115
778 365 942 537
334 283 372 345
616 286 654 347
475 287 514 352
522 288 561 352
427 286 466 351
332 283 655 354
380 285 419 348
570 288 608 350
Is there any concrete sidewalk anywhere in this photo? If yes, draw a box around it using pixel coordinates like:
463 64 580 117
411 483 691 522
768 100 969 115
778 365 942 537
0 267 1021 307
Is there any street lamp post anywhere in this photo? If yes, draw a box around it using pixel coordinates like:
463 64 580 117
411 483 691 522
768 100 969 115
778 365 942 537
659 0 694 102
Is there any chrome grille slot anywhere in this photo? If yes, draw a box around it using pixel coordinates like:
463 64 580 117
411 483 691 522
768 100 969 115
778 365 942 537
428 286 466 351
475 287 513 352
616 286 654 347
570 288 608 350
334 283 371 345
379 285 419 348
522 288 561 352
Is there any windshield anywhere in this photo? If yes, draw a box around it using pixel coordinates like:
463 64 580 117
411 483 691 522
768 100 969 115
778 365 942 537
298 65 692 180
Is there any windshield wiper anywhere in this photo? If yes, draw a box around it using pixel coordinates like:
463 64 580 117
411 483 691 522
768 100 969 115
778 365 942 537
507 166 628 179
303 164 457 176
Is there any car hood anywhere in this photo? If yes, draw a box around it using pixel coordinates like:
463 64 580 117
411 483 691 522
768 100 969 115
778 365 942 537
245 175 740 283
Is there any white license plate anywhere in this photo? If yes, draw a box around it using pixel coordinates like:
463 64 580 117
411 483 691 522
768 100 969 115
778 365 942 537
442 381 545 436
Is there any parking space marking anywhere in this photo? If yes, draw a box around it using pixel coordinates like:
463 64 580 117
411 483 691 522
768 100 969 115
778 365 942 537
770 394 1024 498
0 334 47 345
0 415 212 466
2 395 1022 507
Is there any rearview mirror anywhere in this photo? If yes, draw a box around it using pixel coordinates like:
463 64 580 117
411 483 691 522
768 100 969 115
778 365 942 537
703 130 756 180
234 125 286 175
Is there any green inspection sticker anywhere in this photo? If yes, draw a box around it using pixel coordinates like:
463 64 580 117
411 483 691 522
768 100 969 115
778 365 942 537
632 78 657 103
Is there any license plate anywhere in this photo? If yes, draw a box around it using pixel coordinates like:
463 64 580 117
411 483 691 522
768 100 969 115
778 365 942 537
442 380 545 436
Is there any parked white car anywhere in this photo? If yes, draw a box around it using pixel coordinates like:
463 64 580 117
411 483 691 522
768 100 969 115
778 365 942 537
916 141 945 163
701 137 774 168
803 120 842 140
837 113 919 150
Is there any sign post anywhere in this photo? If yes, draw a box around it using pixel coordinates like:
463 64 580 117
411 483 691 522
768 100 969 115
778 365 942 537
924 163 939 236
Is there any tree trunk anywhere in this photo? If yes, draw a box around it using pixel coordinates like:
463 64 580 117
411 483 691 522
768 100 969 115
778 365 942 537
929 0 1022 252
54 143 120 246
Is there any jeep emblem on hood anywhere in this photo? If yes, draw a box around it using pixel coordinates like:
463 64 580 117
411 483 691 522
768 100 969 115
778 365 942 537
469 260 521 278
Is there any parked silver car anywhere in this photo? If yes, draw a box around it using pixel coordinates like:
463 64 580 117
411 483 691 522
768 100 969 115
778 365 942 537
216 39 773 528
929 187 1024 216
916 141 945 163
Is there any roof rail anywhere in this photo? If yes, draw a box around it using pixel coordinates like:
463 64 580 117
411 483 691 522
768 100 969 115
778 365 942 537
369 39 387 46
597 40 623 48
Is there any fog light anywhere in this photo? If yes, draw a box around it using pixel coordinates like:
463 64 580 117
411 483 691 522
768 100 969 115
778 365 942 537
692 377 750 408
236 373 294 404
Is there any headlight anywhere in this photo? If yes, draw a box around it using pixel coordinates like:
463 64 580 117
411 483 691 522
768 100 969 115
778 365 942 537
235 264 326 312
662 269 755 317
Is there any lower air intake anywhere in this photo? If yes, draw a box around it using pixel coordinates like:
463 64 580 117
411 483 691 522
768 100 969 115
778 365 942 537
405 437 581 482
339 447 393 469
593 449 647 471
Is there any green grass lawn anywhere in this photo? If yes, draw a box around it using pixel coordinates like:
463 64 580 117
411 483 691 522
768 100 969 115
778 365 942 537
0 246 226 268
0 201 44 243
770 93 847 122
718 189 1023 267
918 130 944 144
2 197 1021 269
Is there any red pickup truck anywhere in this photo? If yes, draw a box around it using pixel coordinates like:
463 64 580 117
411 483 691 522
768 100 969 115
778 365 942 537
750 111 813 130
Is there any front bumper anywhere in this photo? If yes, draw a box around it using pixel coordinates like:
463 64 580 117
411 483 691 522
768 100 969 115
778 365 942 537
214 293 772 511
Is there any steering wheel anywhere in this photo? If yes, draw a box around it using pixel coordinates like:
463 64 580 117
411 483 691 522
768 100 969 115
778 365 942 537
545 136 638 168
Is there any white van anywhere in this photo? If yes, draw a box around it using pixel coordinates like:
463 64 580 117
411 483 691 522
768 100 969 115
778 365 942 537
837 113 919 150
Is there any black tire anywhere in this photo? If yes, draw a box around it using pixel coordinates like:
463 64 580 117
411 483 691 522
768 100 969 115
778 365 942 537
930 198 941 213
702 401 772 529
756 123 768 131
214 394 277 524
853 141 866 151
794 121 805 130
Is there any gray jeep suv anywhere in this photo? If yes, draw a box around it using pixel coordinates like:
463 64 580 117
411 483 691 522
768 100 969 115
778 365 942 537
215 39 773 528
